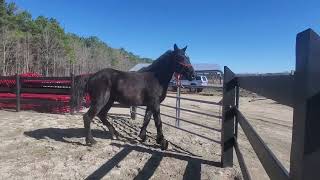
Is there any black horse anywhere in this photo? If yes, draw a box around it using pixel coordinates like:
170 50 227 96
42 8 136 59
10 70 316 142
72 44 195 150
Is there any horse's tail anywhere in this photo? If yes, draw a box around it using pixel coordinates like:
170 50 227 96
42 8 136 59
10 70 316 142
71 74 91 110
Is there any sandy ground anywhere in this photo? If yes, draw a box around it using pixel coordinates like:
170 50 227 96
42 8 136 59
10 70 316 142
0 92 292 180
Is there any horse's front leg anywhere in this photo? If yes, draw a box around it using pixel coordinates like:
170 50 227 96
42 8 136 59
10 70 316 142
152 106 168 150
138 107 152 142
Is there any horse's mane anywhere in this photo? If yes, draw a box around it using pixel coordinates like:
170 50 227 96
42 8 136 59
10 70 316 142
138 50 173 72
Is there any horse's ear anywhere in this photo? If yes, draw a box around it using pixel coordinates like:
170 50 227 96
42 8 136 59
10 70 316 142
182 46 187 52
174 44 179 51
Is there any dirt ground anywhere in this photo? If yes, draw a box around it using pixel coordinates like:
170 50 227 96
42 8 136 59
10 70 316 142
0 92 292 180
237 95 293 180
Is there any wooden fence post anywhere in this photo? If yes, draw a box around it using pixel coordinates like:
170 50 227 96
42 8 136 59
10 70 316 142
235 85 240 139
70 73 75 115
290 29 320 180
221 66 237 167
16 74 21 112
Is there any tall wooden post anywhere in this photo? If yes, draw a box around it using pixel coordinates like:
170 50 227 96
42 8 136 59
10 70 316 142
221 66 236 167
290 29 320 180
16 74 21 112
235 85 240 139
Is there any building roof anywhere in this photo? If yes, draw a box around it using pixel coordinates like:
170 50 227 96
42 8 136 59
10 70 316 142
129 63 222 72
193 63 221 72
129 63 151 72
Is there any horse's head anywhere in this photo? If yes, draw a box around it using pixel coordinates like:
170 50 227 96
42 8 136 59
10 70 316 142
172 44 195 81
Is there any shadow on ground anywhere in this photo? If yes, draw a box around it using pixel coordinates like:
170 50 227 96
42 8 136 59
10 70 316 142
24 128 111 146
24 113 222 180
85 142 221 180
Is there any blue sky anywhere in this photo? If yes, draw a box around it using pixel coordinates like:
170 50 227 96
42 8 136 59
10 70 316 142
9 0 320 73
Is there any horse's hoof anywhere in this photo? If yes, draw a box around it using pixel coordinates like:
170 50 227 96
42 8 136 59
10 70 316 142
86 138 97 146
111 132 119 140
156 136 163 144
160 139 168 150
138 133 147 142
111 134 121 140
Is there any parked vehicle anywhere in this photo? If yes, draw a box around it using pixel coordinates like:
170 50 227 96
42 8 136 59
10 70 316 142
170 75 208 92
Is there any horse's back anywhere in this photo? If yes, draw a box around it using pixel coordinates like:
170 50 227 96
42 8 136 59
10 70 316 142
87 68 161 106
112 70 160 105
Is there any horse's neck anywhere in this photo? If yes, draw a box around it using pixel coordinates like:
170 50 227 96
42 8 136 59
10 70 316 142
153 64 174 86
156 71 174 86
145 52 174 86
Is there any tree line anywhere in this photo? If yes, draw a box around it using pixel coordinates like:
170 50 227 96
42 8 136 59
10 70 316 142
0 0 152 76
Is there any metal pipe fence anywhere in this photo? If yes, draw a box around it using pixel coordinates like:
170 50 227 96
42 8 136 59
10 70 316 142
130 82 223 144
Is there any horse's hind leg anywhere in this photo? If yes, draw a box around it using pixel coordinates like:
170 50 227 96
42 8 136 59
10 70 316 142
97 100 119 140
83 107 99 145
138 107 152 142
83 92 110 145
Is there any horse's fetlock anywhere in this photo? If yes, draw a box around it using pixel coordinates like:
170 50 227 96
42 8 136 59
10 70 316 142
160 139 168 150
139 131 147 142
156 135 164 144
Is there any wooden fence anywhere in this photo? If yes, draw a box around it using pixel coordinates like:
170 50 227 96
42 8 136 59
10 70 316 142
221 29 320 180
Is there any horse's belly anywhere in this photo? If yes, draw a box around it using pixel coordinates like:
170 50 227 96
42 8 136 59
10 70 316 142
114 90 145 106
117 96 144 106
114 78 159 106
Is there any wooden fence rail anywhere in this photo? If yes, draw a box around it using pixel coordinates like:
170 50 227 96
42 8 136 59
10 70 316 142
222 28 320 180
237 74 294 107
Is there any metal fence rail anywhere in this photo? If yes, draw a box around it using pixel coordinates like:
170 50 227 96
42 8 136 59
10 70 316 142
168 84 223 89
160 104 220 119
134 111 221 144
136 106 221 132
131 82 223 145
166 95 221 105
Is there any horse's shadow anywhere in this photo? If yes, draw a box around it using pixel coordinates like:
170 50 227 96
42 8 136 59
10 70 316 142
23 114 135 146
24 128 112 146
24 114 200 157
24 125 221 180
